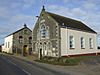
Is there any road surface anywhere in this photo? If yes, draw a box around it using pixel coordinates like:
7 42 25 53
0 54 68 75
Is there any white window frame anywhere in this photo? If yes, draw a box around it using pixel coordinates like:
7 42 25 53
69 36 75 49
40 25 46 39
39 24 49 39
81 37 85 49
89 38 93 49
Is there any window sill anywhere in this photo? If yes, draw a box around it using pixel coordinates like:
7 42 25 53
81 48 85 49
70 48 75 50
90 48 93 49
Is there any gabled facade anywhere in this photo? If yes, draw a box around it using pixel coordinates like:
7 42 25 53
32 7 98 57
3 24 32 56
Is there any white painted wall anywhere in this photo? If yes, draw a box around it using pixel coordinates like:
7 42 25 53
61 28 68 56
61 28 98 56
4 35 13 53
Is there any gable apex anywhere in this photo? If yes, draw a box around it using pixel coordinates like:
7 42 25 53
42 5 45 11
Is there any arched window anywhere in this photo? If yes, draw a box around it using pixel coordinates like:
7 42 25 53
29 37 32 44
19 36 23 43
40 25 49 39
40 25 46 38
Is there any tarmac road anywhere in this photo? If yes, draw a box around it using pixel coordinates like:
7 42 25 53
0 54 69 75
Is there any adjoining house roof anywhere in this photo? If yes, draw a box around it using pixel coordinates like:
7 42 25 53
46 11 97 34
6 24 32 37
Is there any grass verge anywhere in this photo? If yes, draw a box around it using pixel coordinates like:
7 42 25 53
35 55 100 66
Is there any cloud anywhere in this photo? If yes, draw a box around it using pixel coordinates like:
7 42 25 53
22 0 36 9
62 0 69 3
83 2 96 10
0 27 9 34
0 7 10 19
72 8 86 16
7 14 35 31
0 27 10 44
47 5 70 16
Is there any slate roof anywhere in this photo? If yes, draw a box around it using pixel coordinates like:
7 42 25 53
6 24 32 37
46 11 97 34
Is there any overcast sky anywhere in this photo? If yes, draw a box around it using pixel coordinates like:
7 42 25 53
0 0 100 46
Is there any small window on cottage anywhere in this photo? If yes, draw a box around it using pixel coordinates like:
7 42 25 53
69 36 75 49
81 37 85 49
29 37 32 44
89 38 93 49
19 36 23 43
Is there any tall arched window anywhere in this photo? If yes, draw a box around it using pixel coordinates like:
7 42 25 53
19 36 23 43
40 25 49 39
40 25 46 38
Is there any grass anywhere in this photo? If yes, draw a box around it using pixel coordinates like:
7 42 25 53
35 55 100 66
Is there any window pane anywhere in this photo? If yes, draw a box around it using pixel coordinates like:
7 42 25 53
81 37 85 48
89 38 93 49
69 36 75 48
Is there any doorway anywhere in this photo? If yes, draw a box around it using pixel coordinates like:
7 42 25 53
23 45 28 56
39 48 42 59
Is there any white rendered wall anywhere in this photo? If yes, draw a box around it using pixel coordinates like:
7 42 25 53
61 28 98 56
4 35 13 53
